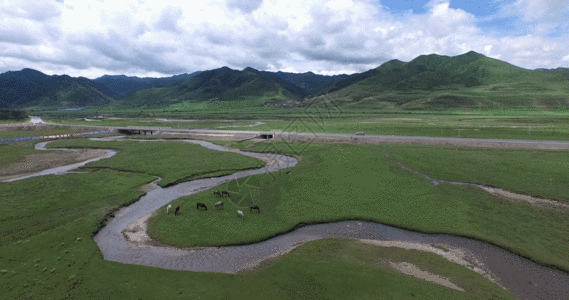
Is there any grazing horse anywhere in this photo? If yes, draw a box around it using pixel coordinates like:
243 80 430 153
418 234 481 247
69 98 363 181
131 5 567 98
237 210 244 220
214 201 224 209
221 191 230 197
250 205 260 213
197 202 208 211
213 190 222 197
174 206 180 216
167 204 172 214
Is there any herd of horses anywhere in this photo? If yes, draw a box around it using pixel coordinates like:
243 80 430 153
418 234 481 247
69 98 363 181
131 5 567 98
166 190 261 220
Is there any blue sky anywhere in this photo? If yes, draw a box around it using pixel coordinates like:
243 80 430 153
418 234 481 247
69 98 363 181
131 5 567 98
0 0 568 78
381 0 496 15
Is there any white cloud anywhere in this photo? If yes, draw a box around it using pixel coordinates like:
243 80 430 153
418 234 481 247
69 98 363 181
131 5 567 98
226 0 263 13
0 0 567 78
501 0 569 22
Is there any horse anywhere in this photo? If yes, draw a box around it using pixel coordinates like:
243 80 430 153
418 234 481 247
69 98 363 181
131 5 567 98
237 210 244 220
167 204 172 214
250 205 260 213
197 202 208 211
221 191 230 197
214 201 224 209
174 206 180 216
213 190 222 197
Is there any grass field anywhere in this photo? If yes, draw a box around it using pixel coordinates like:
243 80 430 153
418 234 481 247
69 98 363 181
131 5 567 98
44 117 260 129
0 151 514 299
378 144 569 203
0 125 94 140
220 113 569 141
47 139 265 187
38 108 569 141
0 141 39 171
0 118 29 124
148 141 569 274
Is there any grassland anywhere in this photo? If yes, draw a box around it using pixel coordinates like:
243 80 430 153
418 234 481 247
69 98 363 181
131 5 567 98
47 139 265 187
0 118 29 124
148 141 569 273
0 171 154 299
0 141 39 171
0 173 513 300
44 117 260 130
219 113 569 141
37 106 569 142
0 140 100 181
0 125 95 140
0 144 515 299
379 144 569 203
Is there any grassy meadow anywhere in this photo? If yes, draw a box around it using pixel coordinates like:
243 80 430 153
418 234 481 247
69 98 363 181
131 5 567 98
223 113 569 141
148 141 569 274
379 144 569 203
37 107 569 142
0 125 95 140
0 118 29 125
0 141 40 171
47 139 265 187
44 117 260 130
0 140 517 299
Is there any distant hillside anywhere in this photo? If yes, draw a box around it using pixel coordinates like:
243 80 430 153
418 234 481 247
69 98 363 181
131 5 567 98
94 72 201 99
320 51 569 110
536 67 569 73
0 69 114 109
120 67 305 108
270 71 349 95
3 53 568 111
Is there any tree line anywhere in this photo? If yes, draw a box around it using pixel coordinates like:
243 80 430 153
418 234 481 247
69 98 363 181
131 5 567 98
0 109 29 120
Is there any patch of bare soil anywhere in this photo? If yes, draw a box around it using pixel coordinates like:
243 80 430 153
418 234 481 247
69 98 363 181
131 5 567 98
359 240 501 287
138 182 159 193
478 186 569 211
121 210 172 248
0 149 107 181
389 261 465 291
122 212 154 245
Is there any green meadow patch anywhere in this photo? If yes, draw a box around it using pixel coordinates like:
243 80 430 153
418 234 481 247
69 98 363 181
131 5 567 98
0 171 154 299
235 238 515 299
45 117 257 129
47 139 265 187
0 141 38 170
224 113 569 141
377 144 569 203
0 125 91 139
149 142 569 273
0 148 513 299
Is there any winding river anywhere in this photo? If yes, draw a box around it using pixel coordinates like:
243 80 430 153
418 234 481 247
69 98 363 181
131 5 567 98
5 138 569 299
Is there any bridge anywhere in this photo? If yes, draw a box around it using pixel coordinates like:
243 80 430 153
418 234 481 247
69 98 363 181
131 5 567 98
116 128 157 135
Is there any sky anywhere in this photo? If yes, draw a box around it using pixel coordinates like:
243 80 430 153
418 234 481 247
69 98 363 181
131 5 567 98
0 0 568 78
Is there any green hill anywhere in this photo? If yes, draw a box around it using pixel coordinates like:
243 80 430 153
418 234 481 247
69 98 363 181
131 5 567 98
119 67 301 109
319 51 569 110
25 75 115 109
0 69 115 109
4 52 569 111
94 72 200 99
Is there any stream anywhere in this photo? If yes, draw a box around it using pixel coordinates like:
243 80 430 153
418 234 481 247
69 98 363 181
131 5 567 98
3 138 568 299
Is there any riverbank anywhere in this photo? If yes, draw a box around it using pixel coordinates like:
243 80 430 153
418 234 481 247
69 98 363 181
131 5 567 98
2 138 567 299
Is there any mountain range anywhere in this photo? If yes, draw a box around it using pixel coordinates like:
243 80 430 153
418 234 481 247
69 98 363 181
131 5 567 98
1 51 568 110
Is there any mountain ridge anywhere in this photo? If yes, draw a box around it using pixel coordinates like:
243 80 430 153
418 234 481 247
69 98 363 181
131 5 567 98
2 51 568 110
